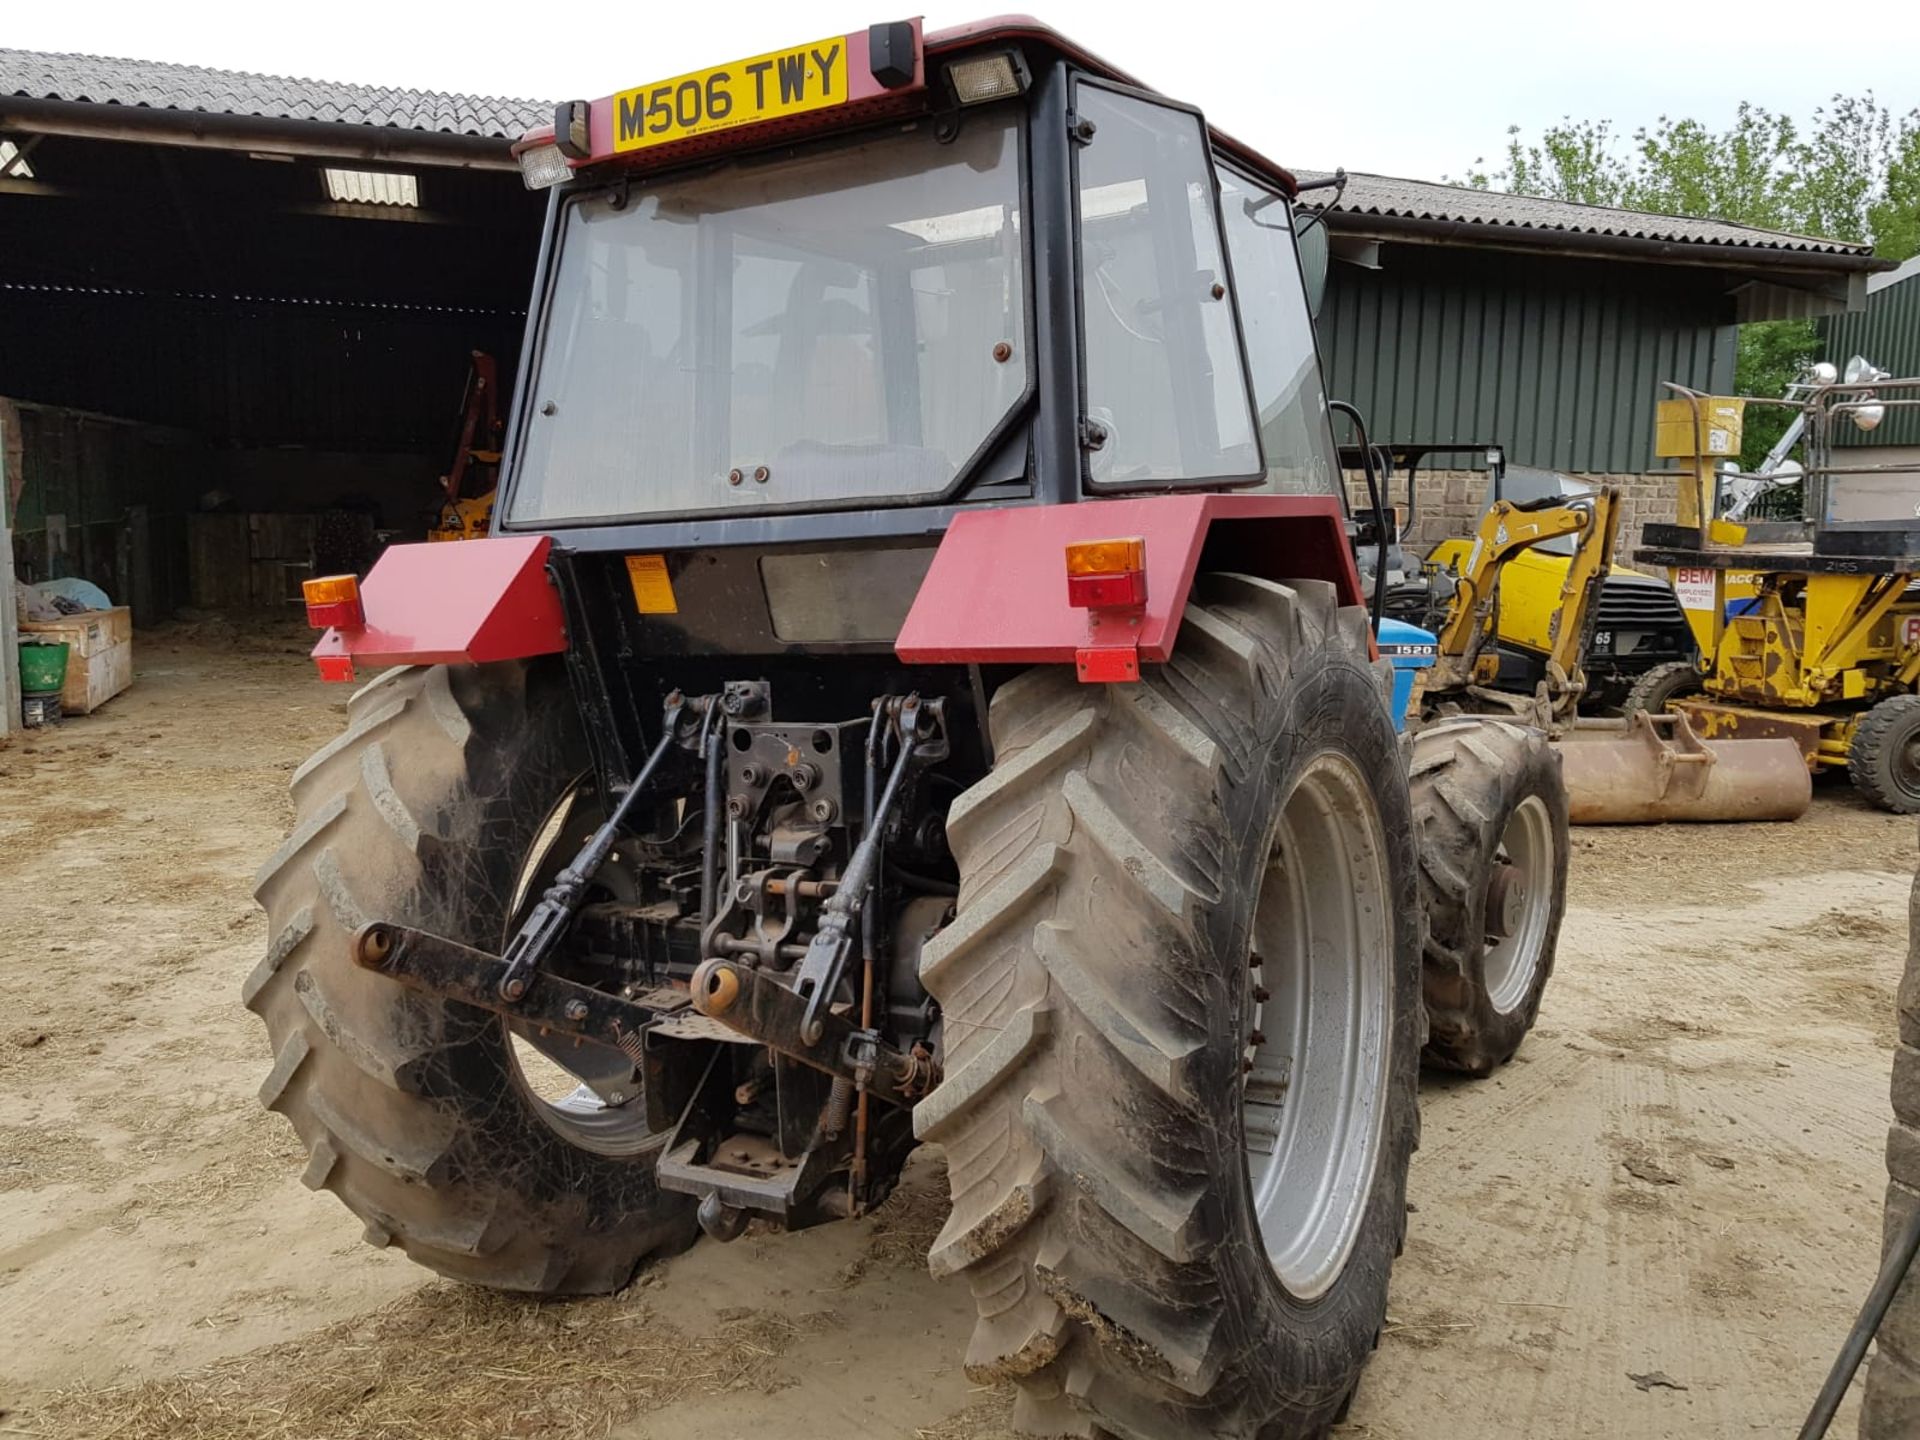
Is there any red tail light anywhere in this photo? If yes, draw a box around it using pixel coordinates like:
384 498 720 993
1066 537 1147 684
1067 570 1148 608
1064 537 1147 610
303 574 364 630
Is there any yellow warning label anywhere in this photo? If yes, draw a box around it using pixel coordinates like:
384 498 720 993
625 554 678 614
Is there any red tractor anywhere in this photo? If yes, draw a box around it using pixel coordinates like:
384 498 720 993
253 20 1568 1437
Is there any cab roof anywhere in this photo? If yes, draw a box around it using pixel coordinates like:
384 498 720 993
523 15 1298 199
924 15 1298 195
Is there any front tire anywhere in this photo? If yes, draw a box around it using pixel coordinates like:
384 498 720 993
1410 720 1568 1076
1850 694 1920 814
246 661 695 1294
1622 660 1703 717
917 575 1423 1438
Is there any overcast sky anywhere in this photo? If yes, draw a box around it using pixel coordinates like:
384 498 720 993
11 0 1920 183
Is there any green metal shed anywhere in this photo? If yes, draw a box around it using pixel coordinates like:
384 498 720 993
1313 173 1890 475
1821 257 1920 447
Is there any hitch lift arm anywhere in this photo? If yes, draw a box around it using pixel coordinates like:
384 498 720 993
787 694 947 1044
352 922 934 1111
494 691 689 1002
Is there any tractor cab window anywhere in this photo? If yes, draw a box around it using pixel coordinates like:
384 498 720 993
1074 85 1260 487
1215 169 1342 496
507 111 1028 524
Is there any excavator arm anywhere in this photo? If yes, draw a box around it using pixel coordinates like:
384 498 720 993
1428 488 1622 708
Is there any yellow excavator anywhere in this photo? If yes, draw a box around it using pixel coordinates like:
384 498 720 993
1384 469 1812 824
1362 446 1701 714
1403 486 1621 728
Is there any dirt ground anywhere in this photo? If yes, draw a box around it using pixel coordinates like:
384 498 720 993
0 626 1912 1440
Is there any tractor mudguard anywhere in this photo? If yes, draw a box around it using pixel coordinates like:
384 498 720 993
310 534 566 678
893 493 1364 679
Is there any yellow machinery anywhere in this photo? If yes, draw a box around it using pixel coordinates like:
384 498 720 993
428 351 503 543
1421 487 1699 715
1631 370 1920 813
1412 486 1621 725
1401 480 1811 823
435 491 496 543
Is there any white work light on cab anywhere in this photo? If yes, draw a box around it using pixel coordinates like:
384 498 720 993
517 99 591 191
943 51 1028 105
517 142 571 191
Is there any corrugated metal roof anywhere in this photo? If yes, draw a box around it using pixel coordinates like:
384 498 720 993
1305 170 1873 257
0 48 546 138
0 46 1881 260
1868 254 1920 294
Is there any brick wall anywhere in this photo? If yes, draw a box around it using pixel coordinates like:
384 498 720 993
1347 470 1680 556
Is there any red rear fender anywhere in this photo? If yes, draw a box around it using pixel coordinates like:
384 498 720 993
894 494 1365 680
310 536 566 679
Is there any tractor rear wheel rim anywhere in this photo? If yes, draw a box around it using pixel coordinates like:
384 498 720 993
503 781 657 1157
1483 794 1555 1014
1243 751 1393 1302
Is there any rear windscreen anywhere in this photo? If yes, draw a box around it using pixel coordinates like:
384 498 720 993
507 113 1029 524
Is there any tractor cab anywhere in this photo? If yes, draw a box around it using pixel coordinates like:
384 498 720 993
497 18 1342 555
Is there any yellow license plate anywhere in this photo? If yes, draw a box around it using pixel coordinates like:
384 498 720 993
613 35 849 153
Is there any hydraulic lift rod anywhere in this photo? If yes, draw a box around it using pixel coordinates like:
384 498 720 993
494 691 688 1001
791 695 943 1045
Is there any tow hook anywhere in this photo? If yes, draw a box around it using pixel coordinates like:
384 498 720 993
697 1191 750 1243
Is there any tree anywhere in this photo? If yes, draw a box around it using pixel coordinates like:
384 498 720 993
1874 125 1920 263
1736 319 1821 469
1459 96 1919 466
1461 96 1919 257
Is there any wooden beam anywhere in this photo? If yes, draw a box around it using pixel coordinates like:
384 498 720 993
0 176 85 199
0 175 529 231
0 96 519 171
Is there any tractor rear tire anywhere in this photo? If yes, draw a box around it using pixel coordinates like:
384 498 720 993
918 574 1423 1439
1622 660 1703 717
1850 694 1920 815
245 661 696 1294
1411 720 1567 1076
1859 846 1920 1436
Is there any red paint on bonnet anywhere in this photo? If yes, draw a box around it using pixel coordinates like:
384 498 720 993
894 494 1362 666
309 535 567 670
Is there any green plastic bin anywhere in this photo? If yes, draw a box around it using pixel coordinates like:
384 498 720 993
19 641 70 696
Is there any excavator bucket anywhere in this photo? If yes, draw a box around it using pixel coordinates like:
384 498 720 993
1555 711 1811 824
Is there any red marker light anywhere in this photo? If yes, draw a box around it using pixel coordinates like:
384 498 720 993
1067 570 1148 608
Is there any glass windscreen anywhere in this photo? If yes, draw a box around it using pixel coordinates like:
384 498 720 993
508 113 1028 523
1215 169 1341 495
1075 85 1259 486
